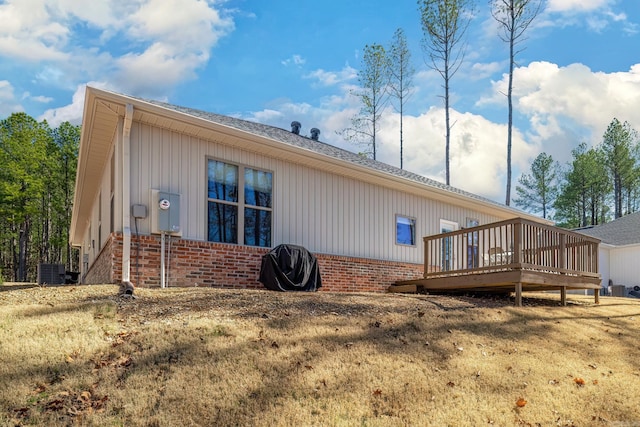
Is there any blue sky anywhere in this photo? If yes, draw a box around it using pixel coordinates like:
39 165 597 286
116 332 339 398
1 0 639 203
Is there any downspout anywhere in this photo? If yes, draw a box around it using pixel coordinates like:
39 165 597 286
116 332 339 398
121 103 134 294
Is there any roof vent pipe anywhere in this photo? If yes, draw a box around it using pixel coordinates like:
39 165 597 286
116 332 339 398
310 128 320 141
291 121 301 134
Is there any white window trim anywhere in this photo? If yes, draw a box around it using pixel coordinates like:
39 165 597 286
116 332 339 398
439 219 459 233
395 214 417 247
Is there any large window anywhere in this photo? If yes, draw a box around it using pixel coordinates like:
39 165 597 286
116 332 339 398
396 215 416 246
207 159 273 247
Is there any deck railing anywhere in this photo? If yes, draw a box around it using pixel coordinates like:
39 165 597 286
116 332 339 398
423 218 600 279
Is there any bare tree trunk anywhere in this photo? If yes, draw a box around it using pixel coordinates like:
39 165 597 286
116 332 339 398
18 218 29 282
505 22 515 206
400 96 404 169
445 68 451 186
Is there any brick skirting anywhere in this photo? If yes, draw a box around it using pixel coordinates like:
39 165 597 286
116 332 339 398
85 233 423 293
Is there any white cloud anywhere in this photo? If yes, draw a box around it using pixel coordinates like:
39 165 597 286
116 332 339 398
479 61 640 156
22 92 54 103
0 0 71 61
0 80 23 116
39 81 111 126
248 108 285 124
468 61 504 80
0 0 234 96
546 0 612 13
544 0 632 33
374 109 535 201
129 0 232 49
114 43 206 93
304 65 357 87
281 54 306 67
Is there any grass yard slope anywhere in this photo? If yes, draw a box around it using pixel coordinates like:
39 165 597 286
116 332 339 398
1 283 639 426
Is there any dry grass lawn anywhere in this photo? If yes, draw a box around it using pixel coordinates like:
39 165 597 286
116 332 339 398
1 283 639 427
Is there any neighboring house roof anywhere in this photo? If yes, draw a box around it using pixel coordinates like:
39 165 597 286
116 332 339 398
575 211 640 246
71 86 548 245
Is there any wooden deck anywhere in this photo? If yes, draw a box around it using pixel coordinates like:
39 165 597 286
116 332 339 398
392 218 602 306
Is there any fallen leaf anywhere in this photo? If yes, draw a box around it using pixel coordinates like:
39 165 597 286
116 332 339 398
447 381 455 387
372 389 382 396
516 398 527 407
574 377 585 386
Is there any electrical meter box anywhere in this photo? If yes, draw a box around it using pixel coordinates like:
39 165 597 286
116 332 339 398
150 190 181 234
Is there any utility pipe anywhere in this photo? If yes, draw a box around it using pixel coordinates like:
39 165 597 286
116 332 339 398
160 232 166 288
121 104 133 286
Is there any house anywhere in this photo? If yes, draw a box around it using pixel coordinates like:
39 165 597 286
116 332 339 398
70 86 548 292
575 212 640 296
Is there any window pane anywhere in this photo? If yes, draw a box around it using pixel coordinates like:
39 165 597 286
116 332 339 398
396 216 416 246
244 207 271 247
245 168 272 208
208 160 238 202
208 201 237 243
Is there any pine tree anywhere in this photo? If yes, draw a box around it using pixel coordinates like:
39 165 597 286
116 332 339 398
340 44 390 160
554 143 611 228
513 152 558 219
600 118 638 218
388 28 415 169
0 113 79 282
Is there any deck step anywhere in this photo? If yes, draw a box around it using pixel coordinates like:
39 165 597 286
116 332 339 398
388 284 418 293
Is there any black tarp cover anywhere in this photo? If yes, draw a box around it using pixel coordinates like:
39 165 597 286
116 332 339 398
259 244 322 291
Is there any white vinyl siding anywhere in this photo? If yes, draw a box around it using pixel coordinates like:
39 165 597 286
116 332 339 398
125 121 506 264
609 246 640 288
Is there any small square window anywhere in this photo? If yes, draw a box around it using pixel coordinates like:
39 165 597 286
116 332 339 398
396 215 416 246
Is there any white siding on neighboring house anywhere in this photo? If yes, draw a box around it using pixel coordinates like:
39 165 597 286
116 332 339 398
598 246 611 288
123 121 502 264
609 245 640 288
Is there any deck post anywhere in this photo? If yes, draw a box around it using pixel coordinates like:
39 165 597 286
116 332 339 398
513 219 521 264
560 287 567 306
515 282 522 307
559 234 567 271
595 289 600 304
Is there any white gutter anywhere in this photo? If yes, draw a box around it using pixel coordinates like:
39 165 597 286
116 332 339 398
121 104 133 284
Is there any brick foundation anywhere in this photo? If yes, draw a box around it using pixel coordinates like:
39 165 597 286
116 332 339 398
86 233 423 292
84 236 115 284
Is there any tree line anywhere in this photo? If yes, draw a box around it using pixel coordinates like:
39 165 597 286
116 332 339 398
514 118 640 228
341 0 542 206
0 113 80 283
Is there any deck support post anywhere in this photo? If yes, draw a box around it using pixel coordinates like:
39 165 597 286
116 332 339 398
515 282 522 307
560 287 567 306
594 289 600 304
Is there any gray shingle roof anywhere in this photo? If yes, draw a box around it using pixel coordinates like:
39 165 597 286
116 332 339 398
135 96 528 215
575 211 640 246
